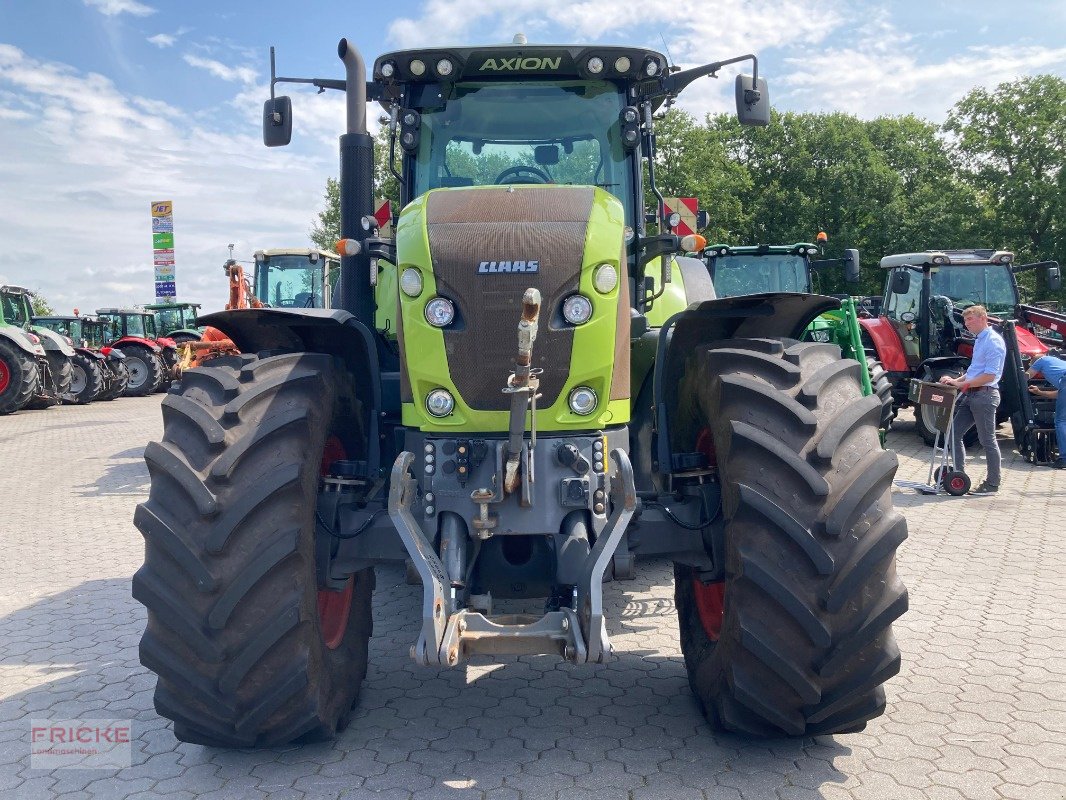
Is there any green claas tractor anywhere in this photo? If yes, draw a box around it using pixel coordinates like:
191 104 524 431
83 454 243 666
1 285 74 409
144 302 203 344
704 242 895 431
134 36 908 747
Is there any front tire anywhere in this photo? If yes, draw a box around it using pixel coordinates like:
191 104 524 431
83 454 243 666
866 357 895 432
674 338 908 736
68 353 104 404
122 347 163 396
133 352 373 747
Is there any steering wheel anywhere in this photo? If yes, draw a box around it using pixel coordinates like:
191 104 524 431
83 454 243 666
494 165 551 185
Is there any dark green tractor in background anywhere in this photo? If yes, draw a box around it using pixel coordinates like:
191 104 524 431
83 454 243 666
144 302 203 345
704 242 895 432
133 35 907 748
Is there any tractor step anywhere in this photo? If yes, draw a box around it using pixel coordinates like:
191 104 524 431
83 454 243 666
388 448 637 666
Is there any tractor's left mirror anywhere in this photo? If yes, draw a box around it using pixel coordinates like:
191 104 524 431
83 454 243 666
735 75 770 127
844 249 861 284
1046 264 1062 292
263 96 292 147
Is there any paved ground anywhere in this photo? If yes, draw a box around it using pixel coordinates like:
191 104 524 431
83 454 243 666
0 396 1064 800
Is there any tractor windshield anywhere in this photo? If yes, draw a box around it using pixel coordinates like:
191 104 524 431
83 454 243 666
254 256 324 307
82 321 104 348
930 264 1016 314
153 307 184 333
2 292 29 326
412 80 633 220
711 254 810 297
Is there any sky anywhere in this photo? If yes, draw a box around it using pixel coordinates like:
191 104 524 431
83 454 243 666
0 0 1064 315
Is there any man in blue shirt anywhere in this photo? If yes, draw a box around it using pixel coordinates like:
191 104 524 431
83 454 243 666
1027 353 1066 469
938 305 1007 495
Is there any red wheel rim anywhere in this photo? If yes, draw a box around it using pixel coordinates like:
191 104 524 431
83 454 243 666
950 476 966 492
317 577 354 650
0 359 10 394
695 426 717 466
316 434 353 649
692 578 726 641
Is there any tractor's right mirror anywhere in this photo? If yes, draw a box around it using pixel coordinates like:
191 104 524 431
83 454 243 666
735 75 770 126
891 269 911 295
263 96 293 147
1046 264 1062 292
844 249 861 284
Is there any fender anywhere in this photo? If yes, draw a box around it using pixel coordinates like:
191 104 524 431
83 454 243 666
1011 325 1047 360
652 292 841 475
32 327 76 357
113 336 162 352
858 316 907 372
198 308 398 477
0 327 43 357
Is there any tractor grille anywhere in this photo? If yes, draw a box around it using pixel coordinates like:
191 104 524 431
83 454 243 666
426 187 594 412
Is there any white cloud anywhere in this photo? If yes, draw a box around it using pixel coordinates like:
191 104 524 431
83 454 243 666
147 33 176 48
82 0 155 17
779 12 1066 120
182 54 258 85
0 45 338 314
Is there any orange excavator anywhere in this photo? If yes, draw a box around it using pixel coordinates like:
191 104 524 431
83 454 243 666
176 256 263 373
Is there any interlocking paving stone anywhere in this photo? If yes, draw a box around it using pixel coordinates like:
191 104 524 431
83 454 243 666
1 399 1064 799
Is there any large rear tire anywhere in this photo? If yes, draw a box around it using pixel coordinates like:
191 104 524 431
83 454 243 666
133 352 373 747
674 338 908 736
0 340 39 415
122 347 163 396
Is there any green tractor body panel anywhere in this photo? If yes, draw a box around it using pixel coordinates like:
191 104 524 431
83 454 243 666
397 185 630 432
641 257 692 328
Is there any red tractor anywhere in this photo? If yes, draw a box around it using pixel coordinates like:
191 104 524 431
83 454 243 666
859 249 1060 444
95 308 177 396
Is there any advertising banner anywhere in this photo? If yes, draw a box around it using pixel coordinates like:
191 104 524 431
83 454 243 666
150 200 176 301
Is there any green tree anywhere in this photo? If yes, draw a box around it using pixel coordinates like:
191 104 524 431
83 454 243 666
30 292 53 316
945 74 1066 299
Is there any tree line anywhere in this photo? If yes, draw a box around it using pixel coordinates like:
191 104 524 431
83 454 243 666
312 74 1065 304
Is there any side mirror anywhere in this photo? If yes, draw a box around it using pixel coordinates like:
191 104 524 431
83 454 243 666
1047 264 1062 292
263 96 292 147
696 210 710 230
844 249 860 284
735 74 770 127
891 270 911 295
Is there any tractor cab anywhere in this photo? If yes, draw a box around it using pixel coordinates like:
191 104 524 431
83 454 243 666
252 248 339 309
143 302 202 343
703 242 859 297
32 315 84 345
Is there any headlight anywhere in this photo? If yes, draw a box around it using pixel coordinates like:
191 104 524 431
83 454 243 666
425 297 456 327
593 264 618 294
380 61 395 78
63 336 74 346
409 59 426 77
426 389 455 417
562 294 593 325
587 56 604 74
436 58 453 77
400 268 423 297
568 386 598 416
644 58 660 77
614 56 631 73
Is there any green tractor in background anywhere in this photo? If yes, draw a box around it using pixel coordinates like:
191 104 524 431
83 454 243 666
144 302 203 345
0 285 74 409
252 248 341 308
703 242 895 432
133 35 908 747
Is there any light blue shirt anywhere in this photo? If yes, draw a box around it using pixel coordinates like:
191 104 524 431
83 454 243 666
1031 355 1066 389
965 326 1006 388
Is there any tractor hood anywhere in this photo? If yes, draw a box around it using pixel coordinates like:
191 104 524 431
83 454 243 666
30 326 76 356
1012 324 1047 359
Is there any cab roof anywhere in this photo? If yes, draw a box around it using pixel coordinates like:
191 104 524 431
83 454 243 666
879 249 1015 269
253 248 338 260
373 43 668 87
143 302 200 310
704 243 822 258
96 308 150 315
